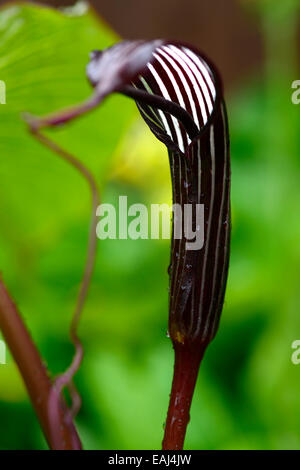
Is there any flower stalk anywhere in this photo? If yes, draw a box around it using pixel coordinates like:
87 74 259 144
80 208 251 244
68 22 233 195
162 342 207 450
0 278 81 449
24 39 231 450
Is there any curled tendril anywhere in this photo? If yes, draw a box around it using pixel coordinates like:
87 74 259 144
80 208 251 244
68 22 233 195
24 128 100 448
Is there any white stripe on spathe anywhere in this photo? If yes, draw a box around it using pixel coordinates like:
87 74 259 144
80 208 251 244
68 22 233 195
138 76 164 127
148 62 185 153
187 139 202 334
143 66 174 143
173 154 190 322
172 153 184 307
162 45 208 126
153 51 191 144
195 124 216 338
169 45 213 115
204 103 228 337
156 47 201 130
211 103 229 337
183 47 216 100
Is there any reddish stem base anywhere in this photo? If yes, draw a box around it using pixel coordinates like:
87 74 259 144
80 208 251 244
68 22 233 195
162 341 208 450
0 279 81 449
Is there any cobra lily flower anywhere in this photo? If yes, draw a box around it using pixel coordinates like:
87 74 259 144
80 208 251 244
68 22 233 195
25 39 230 450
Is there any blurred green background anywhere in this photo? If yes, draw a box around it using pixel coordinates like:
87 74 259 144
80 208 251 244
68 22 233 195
0 0 300 450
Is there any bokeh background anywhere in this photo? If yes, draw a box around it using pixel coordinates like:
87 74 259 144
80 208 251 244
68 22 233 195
0 0 300 450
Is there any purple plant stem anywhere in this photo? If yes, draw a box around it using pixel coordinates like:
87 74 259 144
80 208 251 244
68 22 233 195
162 341 208 450
0 278 82 449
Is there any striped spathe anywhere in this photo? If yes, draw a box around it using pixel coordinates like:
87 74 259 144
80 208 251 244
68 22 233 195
132 41 230 345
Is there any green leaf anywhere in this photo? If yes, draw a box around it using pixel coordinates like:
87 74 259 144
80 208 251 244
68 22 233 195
0 3 137 242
